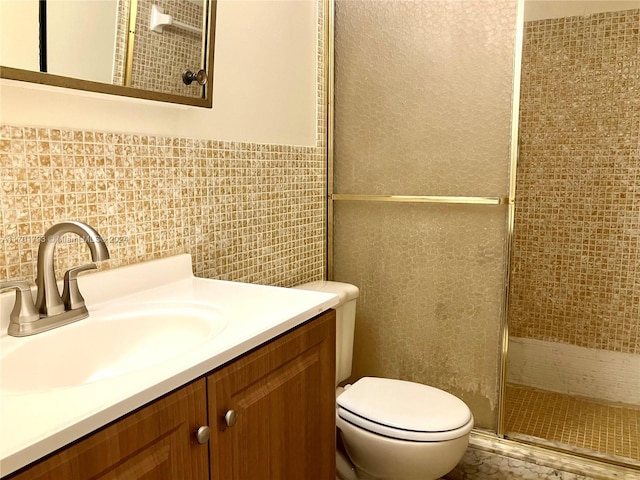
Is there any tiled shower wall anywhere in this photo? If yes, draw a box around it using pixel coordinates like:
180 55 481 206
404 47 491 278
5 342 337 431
0 3 326 288
509 9 640 354
113 0 205 97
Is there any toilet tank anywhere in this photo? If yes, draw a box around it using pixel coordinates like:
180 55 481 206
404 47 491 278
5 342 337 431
293 281 359 385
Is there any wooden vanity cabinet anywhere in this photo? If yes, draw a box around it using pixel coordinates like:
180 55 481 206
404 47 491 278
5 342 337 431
7 310 336 480
207 310 336 480
8 379 209 480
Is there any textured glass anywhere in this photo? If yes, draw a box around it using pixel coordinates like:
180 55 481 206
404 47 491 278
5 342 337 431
332 0 519 430
334 203 508 429
334 0 517 196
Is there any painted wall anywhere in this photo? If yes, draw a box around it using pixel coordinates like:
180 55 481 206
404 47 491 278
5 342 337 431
0 0 318 147
0 0 118 83
47 0 118 83
0 0 40 71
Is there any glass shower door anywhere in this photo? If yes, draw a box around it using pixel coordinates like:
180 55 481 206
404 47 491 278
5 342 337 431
330 0 521 430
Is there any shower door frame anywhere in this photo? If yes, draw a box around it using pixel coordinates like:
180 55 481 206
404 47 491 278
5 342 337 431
324 0 523 440
325 0 639 472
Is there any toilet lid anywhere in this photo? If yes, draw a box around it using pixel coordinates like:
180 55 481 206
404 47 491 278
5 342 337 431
336 377 473 442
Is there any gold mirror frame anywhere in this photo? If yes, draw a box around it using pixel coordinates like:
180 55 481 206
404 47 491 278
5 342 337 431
0 0 217 108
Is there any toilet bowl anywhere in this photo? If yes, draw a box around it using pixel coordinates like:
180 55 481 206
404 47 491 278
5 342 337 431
294 281 473 480
337 377 473 480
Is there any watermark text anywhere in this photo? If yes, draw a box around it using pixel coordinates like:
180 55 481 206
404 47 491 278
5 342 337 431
0 235 130 244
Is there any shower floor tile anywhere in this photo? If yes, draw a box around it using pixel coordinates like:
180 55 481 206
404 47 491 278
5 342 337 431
504 384 640 464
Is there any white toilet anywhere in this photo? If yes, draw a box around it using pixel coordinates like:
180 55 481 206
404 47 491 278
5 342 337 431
294 281 473 480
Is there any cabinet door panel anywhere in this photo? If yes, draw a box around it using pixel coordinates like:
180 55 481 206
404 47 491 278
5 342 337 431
9 379 209 480
208 311 336 480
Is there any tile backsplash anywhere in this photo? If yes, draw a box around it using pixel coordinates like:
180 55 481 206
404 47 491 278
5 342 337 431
0 126 325 287
509 9 640 354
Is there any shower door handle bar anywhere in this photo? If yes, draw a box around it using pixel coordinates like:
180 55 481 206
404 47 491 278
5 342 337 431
331 194 510 205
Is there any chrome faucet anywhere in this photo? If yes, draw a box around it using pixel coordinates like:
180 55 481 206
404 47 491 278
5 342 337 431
35 221 110 316
2 221 110 336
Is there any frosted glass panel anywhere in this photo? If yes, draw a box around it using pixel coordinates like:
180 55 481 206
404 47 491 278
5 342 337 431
333 202 508 428
334 0 517 196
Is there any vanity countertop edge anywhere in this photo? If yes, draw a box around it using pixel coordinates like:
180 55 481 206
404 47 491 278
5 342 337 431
0 254 339 477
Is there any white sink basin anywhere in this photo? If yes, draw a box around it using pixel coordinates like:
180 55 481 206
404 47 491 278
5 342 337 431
0 254 339 477
0 302 226 393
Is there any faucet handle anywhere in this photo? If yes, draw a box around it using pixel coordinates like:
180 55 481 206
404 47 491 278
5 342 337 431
0 281 40 330
62 263 97 310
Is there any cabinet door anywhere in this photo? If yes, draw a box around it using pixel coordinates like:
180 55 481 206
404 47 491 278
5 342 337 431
10 379 209 480
208 311 336 480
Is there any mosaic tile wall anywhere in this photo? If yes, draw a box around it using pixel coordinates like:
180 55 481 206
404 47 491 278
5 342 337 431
509 9 640 354
0 128 325 286
0 2 326 288
113 0 127 86
505 384 640 463
113 0 204 98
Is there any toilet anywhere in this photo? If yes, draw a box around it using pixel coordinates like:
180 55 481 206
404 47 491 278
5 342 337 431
294 281 473 480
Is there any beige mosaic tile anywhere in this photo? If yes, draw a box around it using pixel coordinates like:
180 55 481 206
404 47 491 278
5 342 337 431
0 1 327 289
112 0 128 86
509 9 640 354
0 127 325 287
316 0 327 149
505 383 640 464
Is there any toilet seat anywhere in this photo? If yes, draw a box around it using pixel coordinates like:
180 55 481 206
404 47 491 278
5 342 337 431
336 377 474 442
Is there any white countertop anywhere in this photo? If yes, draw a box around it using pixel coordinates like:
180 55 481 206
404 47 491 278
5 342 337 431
0 254 338 477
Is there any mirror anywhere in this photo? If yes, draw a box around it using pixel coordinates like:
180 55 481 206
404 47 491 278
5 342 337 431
0 0 216 107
